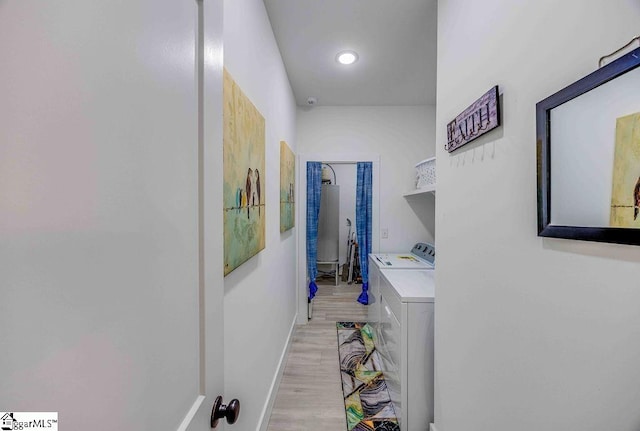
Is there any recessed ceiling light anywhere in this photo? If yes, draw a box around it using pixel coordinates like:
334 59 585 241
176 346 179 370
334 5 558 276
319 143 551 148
336 50 359 65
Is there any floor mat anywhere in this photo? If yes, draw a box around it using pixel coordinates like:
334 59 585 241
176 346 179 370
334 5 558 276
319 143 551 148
336 322 399 431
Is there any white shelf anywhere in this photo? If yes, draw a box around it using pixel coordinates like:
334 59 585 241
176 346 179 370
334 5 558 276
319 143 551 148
403 184 436 196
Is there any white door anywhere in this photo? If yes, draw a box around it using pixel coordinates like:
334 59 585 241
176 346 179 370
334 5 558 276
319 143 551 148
0 1 228 430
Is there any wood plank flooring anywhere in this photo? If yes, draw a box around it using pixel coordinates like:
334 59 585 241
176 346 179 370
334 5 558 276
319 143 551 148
266 278 368 431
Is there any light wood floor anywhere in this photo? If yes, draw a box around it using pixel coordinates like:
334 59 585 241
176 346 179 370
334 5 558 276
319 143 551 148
266 277 368 431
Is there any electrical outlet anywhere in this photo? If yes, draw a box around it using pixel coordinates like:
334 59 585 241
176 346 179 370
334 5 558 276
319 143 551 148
381 228 388 239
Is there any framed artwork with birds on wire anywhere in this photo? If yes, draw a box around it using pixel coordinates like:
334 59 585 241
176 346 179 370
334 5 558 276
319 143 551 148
280 141 295 232
610 112 640 227
223 69 266 275
536 45 640 245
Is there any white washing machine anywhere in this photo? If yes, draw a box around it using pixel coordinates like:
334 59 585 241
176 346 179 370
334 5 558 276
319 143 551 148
377 269 435 431
368 243 435 329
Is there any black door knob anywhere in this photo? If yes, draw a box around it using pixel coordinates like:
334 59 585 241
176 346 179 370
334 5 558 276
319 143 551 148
211 396 240 428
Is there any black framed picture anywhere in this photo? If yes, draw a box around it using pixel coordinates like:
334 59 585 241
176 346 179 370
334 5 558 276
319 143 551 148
536 47 640 245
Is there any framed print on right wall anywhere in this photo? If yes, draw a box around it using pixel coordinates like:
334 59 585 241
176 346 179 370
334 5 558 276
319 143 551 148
536 47 640 245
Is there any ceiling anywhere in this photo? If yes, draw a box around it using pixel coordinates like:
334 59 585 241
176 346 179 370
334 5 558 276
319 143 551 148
263 0 438 107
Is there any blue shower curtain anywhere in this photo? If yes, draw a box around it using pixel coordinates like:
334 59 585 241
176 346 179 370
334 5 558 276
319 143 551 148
356 162 372 305
306 162 323 300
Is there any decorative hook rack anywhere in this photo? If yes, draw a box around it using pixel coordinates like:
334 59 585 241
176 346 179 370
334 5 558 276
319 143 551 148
599 36 640 68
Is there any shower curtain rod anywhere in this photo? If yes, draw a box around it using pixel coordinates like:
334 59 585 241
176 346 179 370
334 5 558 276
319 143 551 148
319 161 360 164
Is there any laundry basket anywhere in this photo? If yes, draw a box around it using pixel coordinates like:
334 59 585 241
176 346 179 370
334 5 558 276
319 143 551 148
415 157 436 189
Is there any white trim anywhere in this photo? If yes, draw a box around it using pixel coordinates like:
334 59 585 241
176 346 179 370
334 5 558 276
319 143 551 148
256 313 298 431
429 423 438 431
176 395 205 431
296 153 381 325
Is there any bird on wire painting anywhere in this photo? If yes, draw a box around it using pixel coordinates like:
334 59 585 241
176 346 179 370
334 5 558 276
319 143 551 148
223 69 266 275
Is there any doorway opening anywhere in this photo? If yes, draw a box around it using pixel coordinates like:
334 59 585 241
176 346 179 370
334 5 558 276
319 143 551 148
296 154 380 324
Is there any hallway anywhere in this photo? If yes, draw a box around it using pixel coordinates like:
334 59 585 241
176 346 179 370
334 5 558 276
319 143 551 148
266 279 367 430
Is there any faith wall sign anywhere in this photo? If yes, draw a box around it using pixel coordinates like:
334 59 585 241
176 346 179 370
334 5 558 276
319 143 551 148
445 86 501 153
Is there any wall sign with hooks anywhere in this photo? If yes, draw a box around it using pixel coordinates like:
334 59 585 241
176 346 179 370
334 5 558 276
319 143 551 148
445 85 501 153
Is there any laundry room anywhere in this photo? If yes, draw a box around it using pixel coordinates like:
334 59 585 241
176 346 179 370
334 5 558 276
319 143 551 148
288 103 438 429
296 106 437 320
6 1 640 431
315 159 436 287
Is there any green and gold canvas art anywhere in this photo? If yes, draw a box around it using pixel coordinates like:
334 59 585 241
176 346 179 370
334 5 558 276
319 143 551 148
280 141 295 232
610 112 640 228
223 69 266 275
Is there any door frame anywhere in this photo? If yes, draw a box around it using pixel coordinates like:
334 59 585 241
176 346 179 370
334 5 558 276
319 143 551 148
296 153 381 325
179 0 226 429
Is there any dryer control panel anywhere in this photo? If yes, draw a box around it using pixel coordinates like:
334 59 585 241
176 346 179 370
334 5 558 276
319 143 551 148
411 242 435 266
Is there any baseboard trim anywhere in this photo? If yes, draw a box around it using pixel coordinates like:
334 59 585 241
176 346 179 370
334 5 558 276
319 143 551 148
256 313 297 431
430 423 438 431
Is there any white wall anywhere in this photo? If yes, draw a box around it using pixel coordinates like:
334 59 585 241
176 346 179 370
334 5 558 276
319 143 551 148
435 2 640 431
297 106 436 252
223 1 298 430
